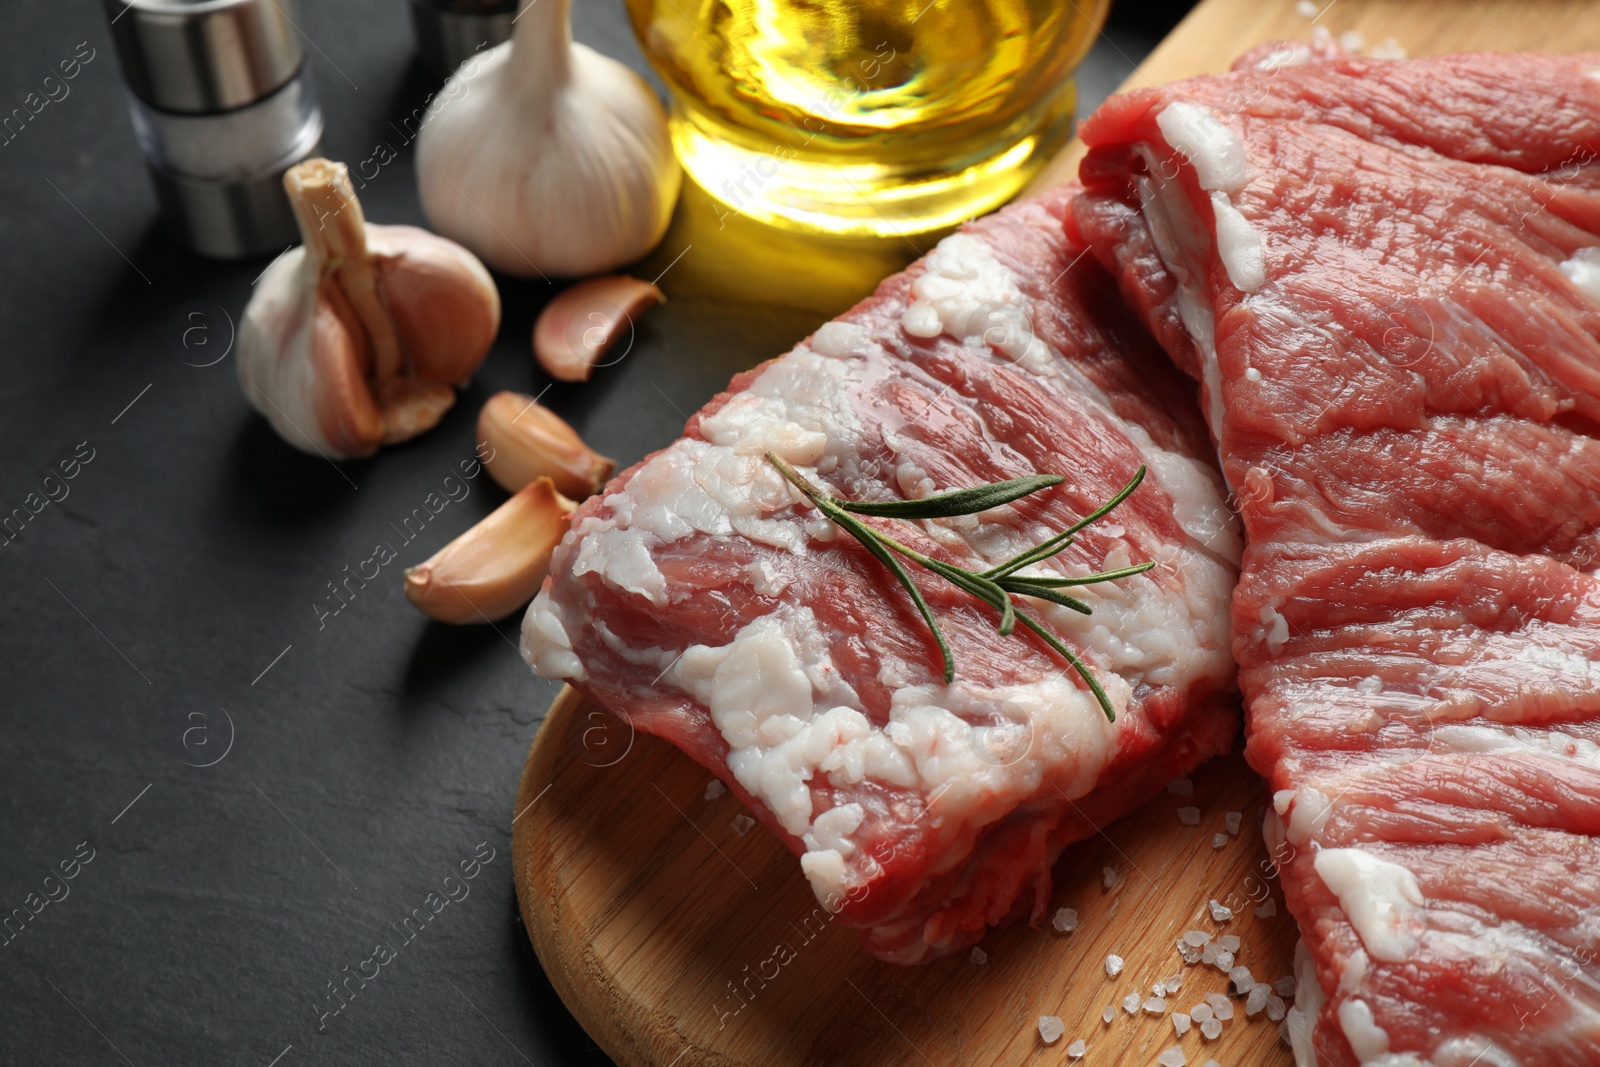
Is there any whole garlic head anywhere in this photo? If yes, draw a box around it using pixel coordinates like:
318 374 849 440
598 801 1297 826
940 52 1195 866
415 0 681 278
239 159 500 459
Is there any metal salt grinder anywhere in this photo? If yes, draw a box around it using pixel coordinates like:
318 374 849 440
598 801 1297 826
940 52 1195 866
101 0 325 259
407 0 518 79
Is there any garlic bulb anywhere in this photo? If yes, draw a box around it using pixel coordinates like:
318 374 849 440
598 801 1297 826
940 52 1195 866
414 0 680 278
239 158 500 459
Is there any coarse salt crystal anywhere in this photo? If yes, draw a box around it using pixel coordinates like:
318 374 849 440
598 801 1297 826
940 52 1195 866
1103 866 1118 889
1208 899 1233 922
1122 992 1142 1014
1102 1005 1115 1024
1039 1016 1065 1044
1254 899 1278 919
1068 1038 1087 1058
1203 1061 1221 1067
1219 935 1240 953
1295 0 1317 18
1268 994 1287 1021
1167 777 1195 797
1224 810 1242 835
1246 985 1269 1016
1158 1046 1187 1067
1190 1003 1213 1024
704 779 726 800
1178 943 1202 964
1212 833 1228 849
1213 949 1235 971
731 813 755 835
1161 973 1183 994
1229 965 1253 991
1275 976 1297 997
971 947 988 965
1053 907 1079 933
1200 1018 1223 1040
1173 1012 1191 1035
1106 954 1125 976
1339 29 1365 51
1206 993 1234 1021
1144 997 1167 1015
1177 806 1201 826
1201 942 1220 965
1183 929 1210 947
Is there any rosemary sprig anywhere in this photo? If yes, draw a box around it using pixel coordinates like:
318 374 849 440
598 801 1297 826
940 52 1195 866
765 454 1153 721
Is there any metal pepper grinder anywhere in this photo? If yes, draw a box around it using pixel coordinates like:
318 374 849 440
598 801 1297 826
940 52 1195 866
101 0 325 259
408 0 517 79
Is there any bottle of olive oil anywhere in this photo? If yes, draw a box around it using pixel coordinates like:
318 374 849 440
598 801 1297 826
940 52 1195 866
625 0 1108 235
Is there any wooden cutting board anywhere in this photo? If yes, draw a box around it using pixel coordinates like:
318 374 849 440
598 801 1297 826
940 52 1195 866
513 3 1600 1065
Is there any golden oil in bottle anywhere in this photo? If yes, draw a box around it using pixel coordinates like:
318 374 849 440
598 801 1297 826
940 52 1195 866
625 0 1108 236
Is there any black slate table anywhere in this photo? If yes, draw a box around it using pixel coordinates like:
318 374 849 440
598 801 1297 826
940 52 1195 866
0 2 1181 1063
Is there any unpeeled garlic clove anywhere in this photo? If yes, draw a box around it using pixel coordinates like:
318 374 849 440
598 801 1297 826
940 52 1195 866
477 391 615 499
534 275 663 382
238 158 501 459
404 477 575 624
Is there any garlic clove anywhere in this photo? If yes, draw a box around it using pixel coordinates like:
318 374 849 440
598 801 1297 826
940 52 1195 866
369 224 501 386
413 0 681 278
238 158 500 459
404 477 576 624
376 378 457 445
533 275 663 382
477 391 615 498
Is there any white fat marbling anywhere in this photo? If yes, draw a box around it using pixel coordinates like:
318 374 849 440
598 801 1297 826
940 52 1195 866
1315 848 1425 963
1286 938 1323 1067
1560 247 1600 303
1211 191 1266 292
1338 998 1390 1061
898 233 1055 376
1157 101 1248 194
521 591 585 680
669 605 1120 900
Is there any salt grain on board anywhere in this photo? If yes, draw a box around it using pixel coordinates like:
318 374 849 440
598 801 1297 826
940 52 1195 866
1183 930 1209 947
1173 1012 1191 1035
1167 777 1194 797
1039 1016 1065 1044
1144 997 1167 1014
1208 899 1233 922
1224 810 1242 835
1106 953 1125 976
1246 985 1269 1016
1158 1046 1187 1067
704 779 726 800
1177 806 1201 826
1200 1018 1223 1040
1203 1060 1222 1067
1254 899 1277 918
1053 907 1079 933
1206 993 1235 1020
1190 1003 1213 1024
1122 992 1142 1014
1068 1038 1087 1058
1213 948 1234 971
1103 866 1118 889
1211 833 1228 849
1102 1005 1115 1024
1268 994 1287 1021
1219 935 1240 953
971 947 988 965
1275 976 1297 997
731 813 755 835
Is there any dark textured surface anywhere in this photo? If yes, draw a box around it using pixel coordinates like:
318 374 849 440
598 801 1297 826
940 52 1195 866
0 2 1172 1063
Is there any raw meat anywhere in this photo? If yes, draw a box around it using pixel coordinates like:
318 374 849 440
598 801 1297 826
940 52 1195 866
1074 51 1600 1067
521 185 1241 963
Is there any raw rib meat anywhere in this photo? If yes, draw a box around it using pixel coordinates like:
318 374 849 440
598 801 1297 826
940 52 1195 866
521 185 1241 963
1074 51 1600 1067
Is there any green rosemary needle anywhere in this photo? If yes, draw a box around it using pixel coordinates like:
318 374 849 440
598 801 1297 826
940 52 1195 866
765 454 1153 722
